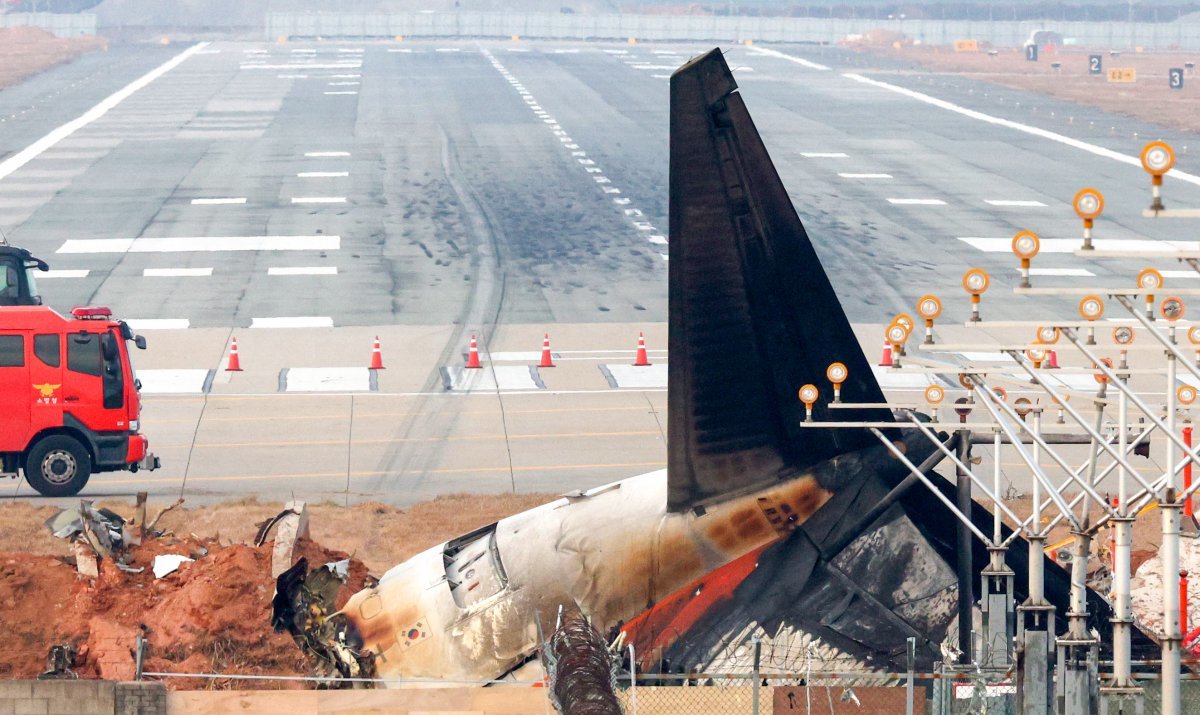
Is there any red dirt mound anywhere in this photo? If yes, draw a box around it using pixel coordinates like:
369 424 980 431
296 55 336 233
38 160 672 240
0 534 367 689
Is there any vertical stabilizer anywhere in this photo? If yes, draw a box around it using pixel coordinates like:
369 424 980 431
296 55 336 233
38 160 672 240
668 49 887 511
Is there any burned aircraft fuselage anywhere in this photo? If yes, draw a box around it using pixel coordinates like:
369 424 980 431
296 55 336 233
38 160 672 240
335 439 944 683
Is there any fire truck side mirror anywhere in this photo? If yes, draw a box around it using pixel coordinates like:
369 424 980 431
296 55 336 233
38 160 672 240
134 335 147 350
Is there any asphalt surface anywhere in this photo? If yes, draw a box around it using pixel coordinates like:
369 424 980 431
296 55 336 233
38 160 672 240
2 38 1199 504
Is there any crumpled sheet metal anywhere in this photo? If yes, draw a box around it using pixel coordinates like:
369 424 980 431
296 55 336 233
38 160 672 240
272 557 375 686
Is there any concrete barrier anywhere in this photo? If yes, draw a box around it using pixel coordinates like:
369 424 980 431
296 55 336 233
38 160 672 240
0 680 165 715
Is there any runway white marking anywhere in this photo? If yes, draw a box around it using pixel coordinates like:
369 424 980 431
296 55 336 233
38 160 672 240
958 237 1200 253
603 50 629 55
1023 267 1096 277
297 172 349 178
600 364 668 389
327 81 360 86
137 369 213 395
1160 270 1200 279
277 74 308 79
887 198 947 205
305 151 349 157
57 236 340 254
443 366 544 392
190 197 246 205
242 63 361 70
291 197 347 204
324 91 358 95
387 48 413 53
436 48 462 52
952 351 1014 362
747 47 831 71
649 235 668 245
843 72 1200 189
871 365 933 389
268 266 338 276
0 42 209 185
985 199 1048 207
125 319 190 330
630 64 676 70
801 152 848 158
330 74 361 78
143 268 213 277
652 74 670 79
38 269 89 279
282 368 373 393
337 48 364 53
838 173 892 179
251 316 334 329
506 48 529 52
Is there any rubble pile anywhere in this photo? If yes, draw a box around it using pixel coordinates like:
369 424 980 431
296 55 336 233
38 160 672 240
0 496 368 688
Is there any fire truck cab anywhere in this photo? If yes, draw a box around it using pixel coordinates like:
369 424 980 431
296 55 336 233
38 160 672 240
0 305 159 496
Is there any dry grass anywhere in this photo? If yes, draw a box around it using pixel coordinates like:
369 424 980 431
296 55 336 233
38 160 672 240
0 493 556 574
0 27 109 89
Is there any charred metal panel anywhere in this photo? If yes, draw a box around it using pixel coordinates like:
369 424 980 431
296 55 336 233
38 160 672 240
667 49 887 512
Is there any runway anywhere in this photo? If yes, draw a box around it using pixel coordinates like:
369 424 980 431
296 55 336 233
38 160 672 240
1 38 1197 503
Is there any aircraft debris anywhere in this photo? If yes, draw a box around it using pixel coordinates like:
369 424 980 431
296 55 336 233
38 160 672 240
545 612 623 715
152 554 194 579
37 645 77 680
255 500 311 577
272 557 375 686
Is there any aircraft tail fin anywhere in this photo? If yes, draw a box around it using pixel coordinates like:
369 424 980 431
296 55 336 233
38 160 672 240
667 49 888 512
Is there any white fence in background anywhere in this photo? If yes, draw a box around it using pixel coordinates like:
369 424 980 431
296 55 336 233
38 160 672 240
266 12 1200 49
1 12 97 38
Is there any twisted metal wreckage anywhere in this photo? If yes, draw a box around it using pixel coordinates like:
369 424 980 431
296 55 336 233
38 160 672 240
272 47 1149 688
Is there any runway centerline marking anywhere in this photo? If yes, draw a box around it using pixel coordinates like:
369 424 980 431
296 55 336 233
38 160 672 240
843 71 1200 189
143 268 213 277
324 91 358 95
838 173 892 179
297 171 349 178
801 152 848 158
0 42 210 184
191 197 246 205
39 269 89 279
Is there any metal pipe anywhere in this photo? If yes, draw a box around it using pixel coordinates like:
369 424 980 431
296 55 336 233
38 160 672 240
993 431 1003 544
969 382 1091 527
869 428 991 544
1112 383 1135 687
957 430 974 666
903 416 1024 530
1008 343 1162 496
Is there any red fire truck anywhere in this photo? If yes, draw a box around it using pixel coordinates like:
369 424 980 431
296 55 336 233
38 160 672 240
0 305 159 496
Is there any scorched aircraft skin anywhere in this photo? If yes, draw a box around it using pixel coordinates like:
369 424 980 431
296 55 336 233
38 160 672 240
281 47 1135 684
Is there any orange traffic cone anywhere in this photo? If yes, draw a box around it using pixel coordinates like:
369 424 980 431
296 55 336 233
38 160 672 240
538 333 555 368
878 341 893 367
466 335 482 369
226 336 243 372
369 336 385 370
1046 350 1060 369
633 332 651 367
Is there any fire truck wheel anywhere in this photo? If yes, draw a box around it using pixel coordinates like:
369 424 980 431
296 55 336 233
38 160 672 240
25 435 92 497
